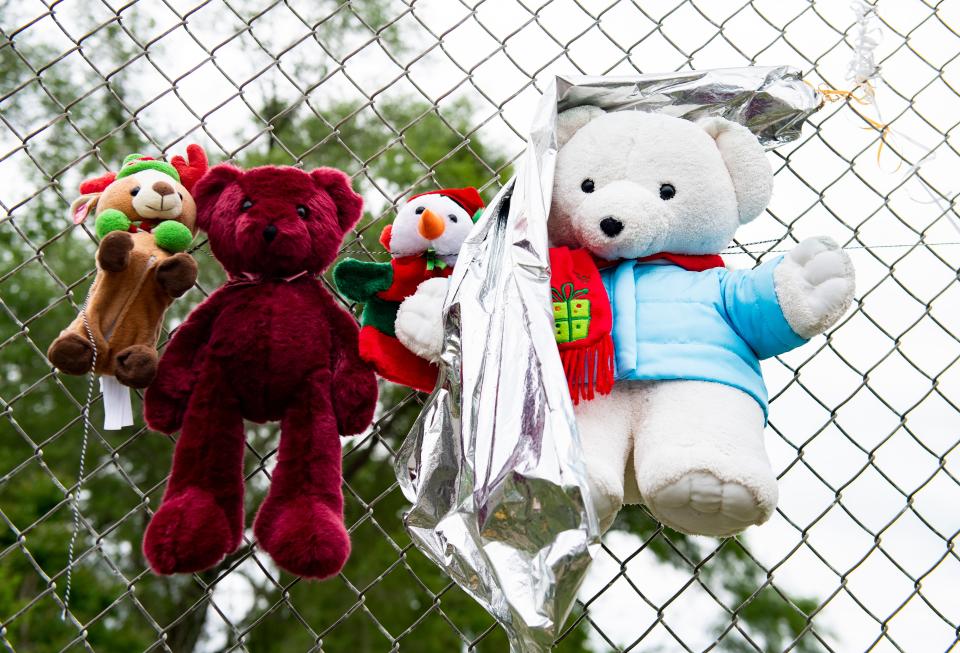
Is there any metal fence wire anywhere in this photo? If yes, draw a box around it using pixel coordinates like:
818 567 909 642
1 0 959 651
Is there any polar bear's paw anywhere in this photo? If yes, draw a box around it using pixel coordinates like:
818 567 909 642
649 472 765 537
647 471 774 538
774 236 855 339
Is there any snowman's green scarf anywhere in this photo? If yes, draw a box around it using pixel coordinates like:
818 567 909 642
424 248 447 271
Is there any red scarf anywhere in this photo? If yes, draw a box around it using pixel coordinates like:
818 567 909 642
550 247 724 404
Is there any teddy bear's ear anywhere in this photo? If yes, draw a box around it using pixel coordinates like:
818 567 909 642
699 117 773 224
310 168 363 233
192 163 242 232
557 106 605 148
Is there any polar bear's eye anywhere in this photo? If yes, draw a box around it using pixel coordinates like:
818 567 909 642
659 184 676 200
580 179 595 193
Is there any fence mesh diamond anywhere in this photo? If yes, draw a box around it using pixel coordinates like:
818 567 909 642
1 1 958 651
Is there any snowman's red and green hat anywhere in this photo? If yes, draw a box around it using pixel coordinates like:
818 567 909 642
408 187 484 218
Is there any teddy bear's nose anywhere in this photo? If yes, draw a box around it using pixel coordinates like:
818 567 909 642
262 224 278 242
600 217 624 238
152 181 176 197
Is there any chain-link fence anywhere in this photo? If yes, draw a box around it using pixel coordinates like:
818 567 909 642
2 0 958 651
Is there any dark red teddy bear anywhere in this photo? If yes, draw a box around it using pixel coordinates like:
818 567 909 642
142 163 378 579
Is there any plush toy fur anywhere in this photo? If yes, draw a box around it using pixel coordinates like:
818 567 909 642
397 110 856 538
550 109 855 536
333 188 483 392
47 146 205 388
142 163 377 579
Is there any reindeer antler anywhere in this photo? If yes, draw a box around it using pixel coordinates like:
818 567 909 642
79 172 117 194
170 144 208 192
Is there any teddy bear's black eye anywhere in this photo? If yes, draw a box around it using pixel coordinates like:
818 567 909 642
241 198 253 211
448 214 458 223
415 206 425 214
659 183 676 200
130 187 140 197
296 205 309 219
581 179 595 193
177 193 183 200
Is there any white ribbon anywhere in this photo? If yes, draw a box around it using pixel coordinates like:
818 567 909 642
100 376 134 430
847 0 882 98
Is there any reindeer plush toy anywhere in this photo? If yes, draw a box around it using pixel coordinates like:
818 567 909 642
48 145 207 427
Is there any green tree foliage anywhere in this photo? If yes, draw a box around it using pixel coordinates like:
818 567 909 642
1 7 821 653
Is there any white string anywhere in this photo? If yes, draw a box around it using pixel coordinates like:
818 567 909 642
723 241 960 256
61 290 97 622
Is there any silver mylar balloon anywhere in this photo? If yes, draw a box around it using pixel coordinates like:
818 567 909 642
395 67 821 653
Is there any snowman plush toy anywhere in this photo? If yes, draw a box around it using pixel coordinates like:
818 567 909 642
398 107 856 538
334 187 484 392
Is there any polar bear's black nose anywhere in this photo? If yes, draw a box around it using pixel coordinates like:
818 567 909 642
262 224 278 242
600 217 623 238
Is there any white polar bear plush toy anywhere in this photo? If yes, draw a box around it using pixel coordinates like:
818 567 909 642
397 107 856 538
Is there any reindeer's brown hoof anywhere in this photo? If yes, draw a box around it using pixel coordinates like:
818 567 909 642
156 253 198 298
97 231 134 272
114 345 158 388
48 333 94 375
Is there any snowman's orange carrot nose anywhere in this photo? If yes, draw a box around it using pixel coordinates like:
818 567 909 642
418 208 446 240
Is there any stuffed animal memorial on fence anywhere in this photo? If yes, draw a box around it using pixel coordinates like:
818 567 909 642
141 163 378 579
396 109 856 538
333 187 484 391
47 146 206 428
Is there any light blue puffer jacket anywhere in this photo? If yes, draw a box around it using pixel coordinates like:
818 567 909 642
601 257 807 415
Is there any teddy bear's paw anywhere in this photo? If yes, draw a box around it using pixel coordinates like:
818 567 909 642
333 374 379 435
144 386 187 434
775 236 855 339
648 471 770 538
395 277 450 362
254 497 350 579
143 488 237 575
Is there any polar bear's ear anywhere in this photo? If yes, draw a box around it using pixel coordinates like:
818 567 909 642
557 106 605 148
699 117 773 224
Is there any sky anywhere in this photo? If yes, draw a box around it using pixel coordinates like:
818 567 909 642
3 0 959 651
